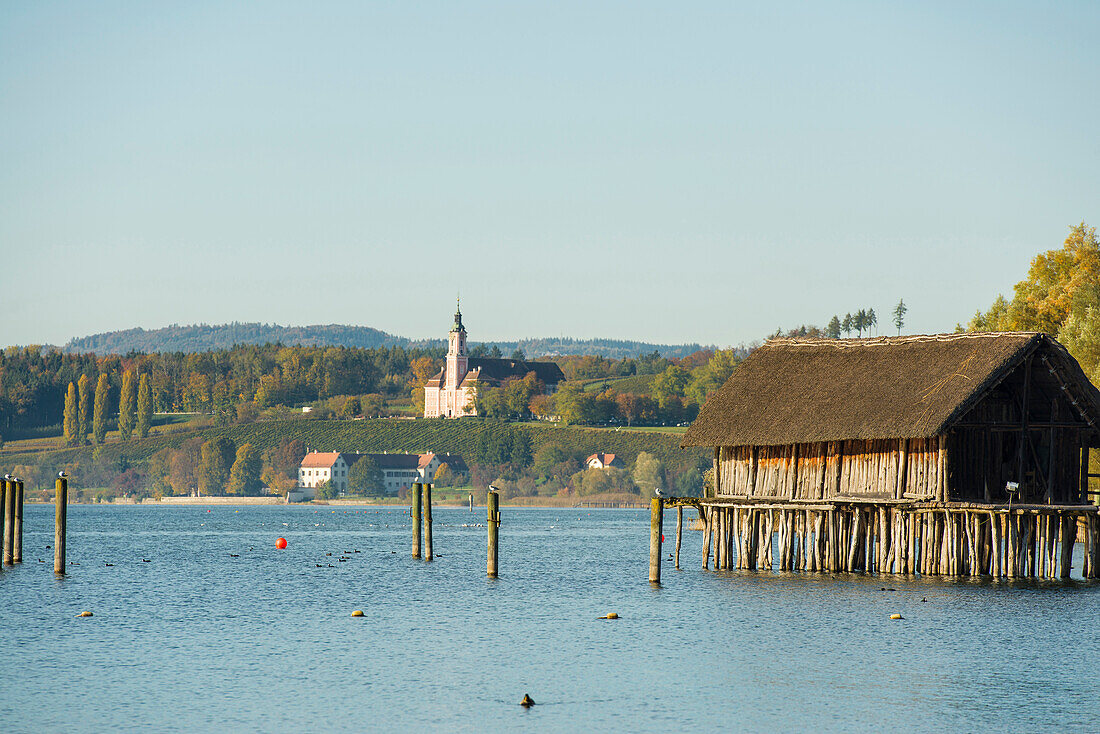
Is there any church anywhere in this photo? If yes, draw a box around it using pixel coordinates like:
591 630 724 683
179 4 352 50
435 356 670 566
423 304 565 418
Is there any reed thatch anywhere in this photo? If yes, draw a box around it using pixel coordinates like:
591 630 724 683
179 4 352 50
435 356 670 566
682 332 1100 448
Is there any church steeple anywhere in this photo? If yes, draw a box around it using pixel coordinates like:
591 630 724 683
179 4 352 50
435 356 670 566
448 299 467 362
452 298 464 333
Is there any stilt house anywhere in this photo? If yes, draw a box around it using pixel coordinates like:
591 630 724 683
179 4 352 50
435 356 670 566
678 332 1100 579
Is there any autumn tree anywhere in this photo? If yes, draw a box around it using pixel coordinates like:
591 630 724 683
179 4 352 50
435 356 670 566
63 382 79 446
227 443 263 496
433 462 454 487
633 452 664 499
969 222 1100 379
77 373 92 444
92 373 110 445
652 365 690 408
118 369 136 440
136 374 153 438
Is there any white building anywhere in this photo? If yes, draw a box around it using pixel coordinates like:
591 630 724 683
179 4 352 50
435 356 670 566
298 450 468 497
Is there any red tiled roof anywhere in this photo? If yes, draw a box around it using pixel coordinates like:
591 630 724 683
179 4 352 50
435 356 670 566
300 452 341 469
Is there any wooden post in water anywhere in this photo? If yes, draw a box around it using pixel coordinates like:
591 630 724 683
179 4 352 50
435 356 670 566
54 476 67 575
424 483 433 561
468 493 473 512
0 479 8 567
487 490 500 578
411 482 422 559
3 477 14 565
649 498 663 584
13 479 24 563
674 505 683 569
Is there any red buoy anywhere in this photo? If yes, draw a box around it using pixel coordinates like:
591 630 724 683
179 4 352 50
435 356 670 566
276 537 288 549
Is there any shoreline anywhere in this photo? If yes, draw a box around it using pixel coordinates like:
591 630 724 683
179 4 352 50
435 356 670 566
26 497 648 509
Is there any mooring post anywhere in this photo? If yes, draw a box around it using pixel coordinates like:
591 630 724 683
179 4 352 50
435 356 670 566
674 504 683 569
424 483 433 561
13 479 24 563
3 477 14 566
54 476 67 575
0 478 8 568
469 493 473 512
411 482 422 559
649 497 663 584
487 489 499 578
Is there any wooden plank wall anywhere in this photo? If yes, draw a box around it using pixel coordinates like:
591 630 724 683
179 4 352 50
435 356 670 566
719 437 944 500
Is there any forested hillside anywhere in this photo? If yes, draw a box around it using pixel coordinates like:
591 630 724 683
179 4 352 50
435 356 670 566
65 323 406 354
61 322 710 359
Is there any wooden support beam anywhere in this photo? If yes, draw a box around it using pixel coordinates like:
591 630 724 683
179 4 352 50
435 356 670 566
411 482 422 559
54 477 67 575
487 490 500 578
649 498 663 583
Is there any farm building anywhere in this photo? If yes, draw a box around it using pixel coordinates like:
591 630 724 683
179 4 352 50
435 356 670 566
676 332 1100 579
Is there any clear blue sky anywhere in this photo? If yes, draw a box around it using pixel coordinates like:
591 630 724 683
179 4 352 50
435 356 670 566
2 1 1097 348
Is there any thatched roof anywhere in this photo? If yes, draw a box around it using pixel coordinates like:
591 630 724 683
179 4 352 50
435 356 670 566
682 332 1100 448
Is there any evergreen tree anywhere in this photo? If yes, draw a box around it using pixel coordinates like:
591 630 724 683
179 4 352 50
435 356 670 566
92 373 110 445
826 315 842 339
77 373 92 444
227 443 263 496
854 309 867 337
118 369 136 440
198 437 237 495
892 299 908 335
842 313 853 337
63 382 79 446
867 308 878 335
136 374 153 438
348 457 384 496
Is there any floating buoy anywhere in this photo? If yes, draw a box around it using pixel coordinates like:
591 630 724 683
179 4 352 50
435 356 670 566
275 537 288 549
520 694 536 707
351 610 364 617
890 613 903 620
602 612 619 620
76 611 93 617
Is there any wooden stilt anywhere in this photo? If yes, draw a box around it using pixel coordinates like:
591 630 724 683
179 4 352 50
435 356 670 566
649 498 663 584
54 477 67 575
2 477 12 565
424 483 433 561
1059 513 1073 579
487 490 500 578
0 479 7 569
13 479 24 563
701 508 711 570
411 483 422 559
675 505 683 569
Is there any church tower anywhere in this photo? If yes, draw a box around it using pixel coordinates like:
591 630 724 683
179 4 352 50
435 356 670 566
446 300 468 392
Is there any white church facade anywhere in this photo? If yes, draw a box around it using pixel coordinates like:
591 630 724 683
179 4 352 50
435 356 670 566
423 304 564 418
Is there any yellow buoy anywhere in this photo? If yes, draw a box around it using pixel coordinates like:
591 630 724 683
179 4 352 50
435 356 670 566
890 613 903 620
351 610 364 617
604 613 619 620
77 611 93 617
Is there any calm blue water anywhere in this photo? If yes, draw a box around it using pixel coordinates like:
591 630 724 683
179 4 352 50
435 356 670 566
1 504 1098 733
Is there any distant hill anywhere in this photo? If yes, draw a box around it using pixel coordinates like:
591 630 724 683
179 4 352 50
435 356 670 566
65 323 408 354
63 323 709 359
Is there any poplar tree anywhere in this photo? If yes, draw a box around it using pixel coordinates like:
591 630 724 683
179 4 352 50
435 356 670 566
92 373 110 445
118 369 136 440
136 374 153 438
227 443 262 496
77 374 92 445
892 299 908 335
63 382 79 446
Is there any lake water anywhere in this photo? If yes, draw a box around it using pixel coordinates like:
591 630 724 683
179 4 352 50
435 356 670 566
1 504 1099 732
